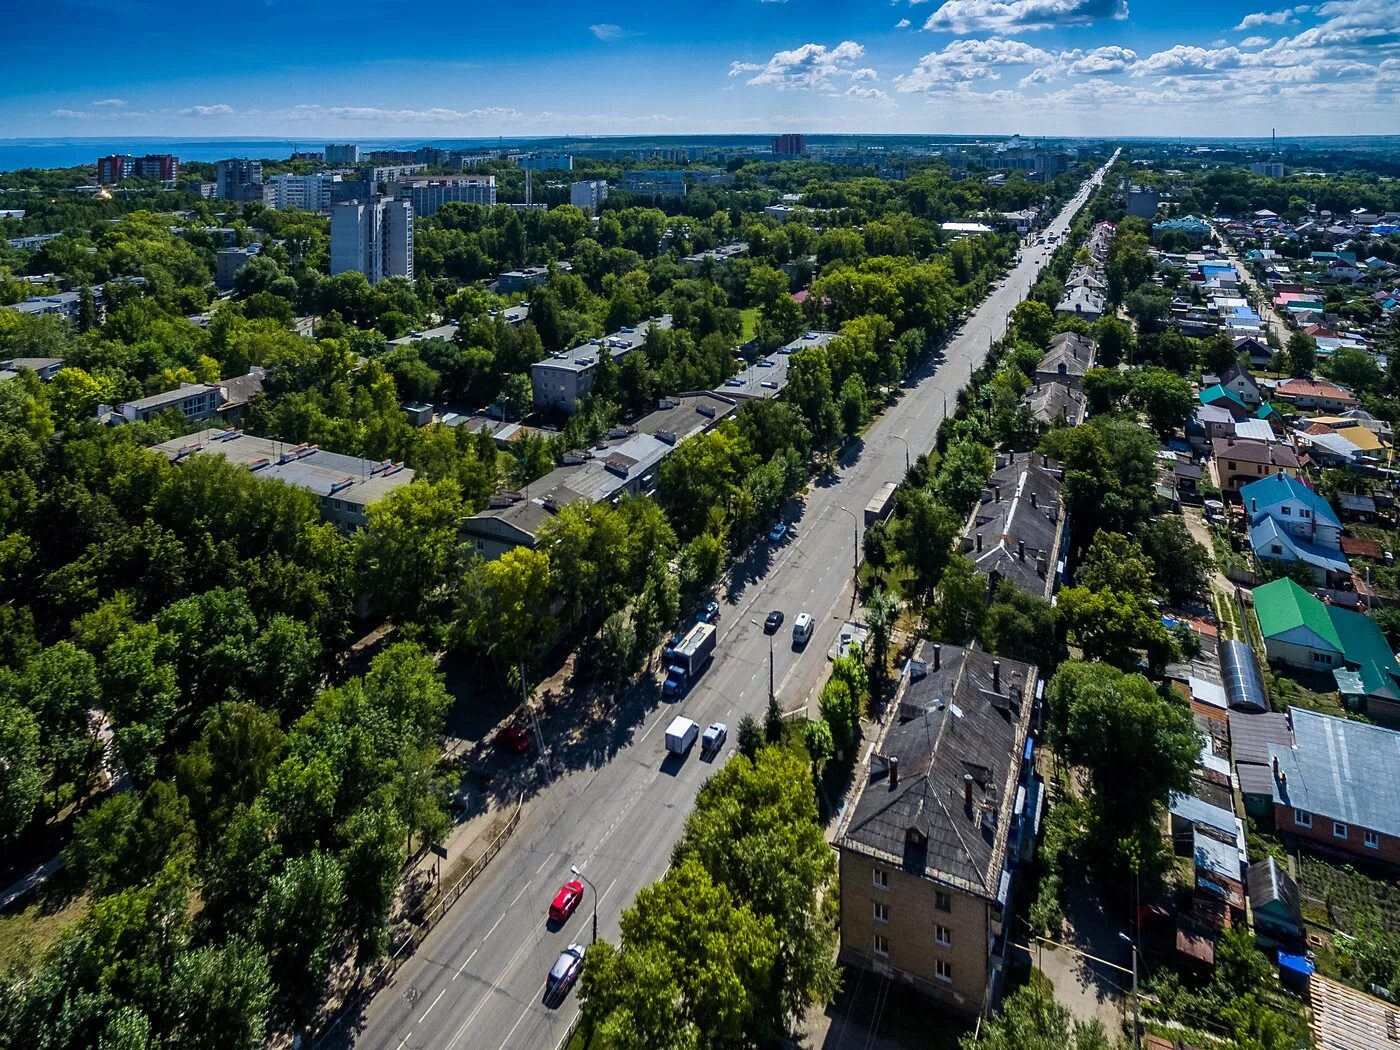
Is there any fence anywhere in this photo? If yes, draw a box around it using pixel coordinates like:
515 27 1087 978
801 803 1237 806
310 794 525 1047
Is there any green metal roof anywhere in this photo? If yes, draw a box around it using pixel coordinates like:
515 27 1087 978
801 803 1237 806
1327 605 1400 700
1200 384 1247 411
1253 578 1342 650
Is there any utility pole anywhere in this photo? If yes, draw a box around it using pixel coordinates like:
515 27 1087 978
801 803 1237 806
571 865 598 945
768 631 775 707
837 506 859 601
1119 932 1140 1050
891 433 910 473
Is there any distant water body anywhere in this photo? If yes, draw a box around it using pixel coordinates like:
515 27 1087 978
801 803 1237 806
0 137 510 173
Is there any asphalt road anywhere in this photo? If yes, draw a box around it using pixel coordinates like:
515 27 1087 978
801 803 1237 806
350 156 1117 1050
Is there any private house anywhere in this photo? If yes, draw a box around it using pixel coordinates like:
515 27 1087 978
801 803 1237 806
1273 378 1358 413
1247 857 1302 941
961 453 1067 602
1252 578 1400 715
1210 437 1299 496
1229 709 1294 818
1270 709 1400 866
1240 474 1343 549
149 429 414 530
1234 336 1273 368
460 393 736 560
1212 363 1263 407
1198 384 1251 420
836 643 1041 1017
1034 332 1094 389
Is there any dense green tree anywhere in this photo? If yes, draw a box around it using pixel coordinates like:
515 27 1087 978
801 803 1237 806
963 970 1118 1050
0 696 42 843
257 850 345 1031
1129 366 1194 435
358 480 465 635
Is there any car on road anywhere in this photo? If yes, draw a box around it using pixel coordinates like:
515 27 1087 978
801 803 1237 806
545 943 586 1004
495 725 531 753
764 610 785 633
768 522 789 543
702 722 727 757
792 612 814 646
549 879 584 923
699 601 720 623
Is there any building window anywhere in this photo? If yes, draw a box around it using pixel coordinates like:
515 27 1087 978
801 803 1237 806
873 868 888 891
1228 461 1237 471
1334 822 1348 840
1271 545 1283 555
873 934 890 958
935 891 952 913
1294 809 1312 828
936 959 953 983
936 925 952 947
1281 505 1292 515
873 902 889 924
1365 830 1380 850
1300 508 1311 519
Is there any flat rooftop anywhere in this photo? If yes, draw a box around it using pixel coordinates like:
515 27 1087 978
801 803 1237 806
718 330 835 400
534 315 673 374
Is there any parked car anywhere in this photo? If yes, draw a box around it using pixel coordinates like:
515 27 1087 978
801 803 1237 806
545 943 586 1003
769 522 789 543
549 879 584 923
764 610 784 633
495 725 531 753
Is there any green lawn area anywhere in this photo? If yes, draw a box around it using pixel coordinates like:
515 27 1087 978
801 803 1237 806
739 306 759 343
0 888 90 971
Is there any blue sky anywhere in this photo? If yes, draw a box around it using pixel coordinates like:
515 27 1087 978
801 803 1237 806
5 0 1397 137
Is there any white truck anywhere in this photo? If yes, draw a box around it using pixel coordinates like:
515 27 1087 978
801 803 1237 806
662 621 717 697
664 716 700 756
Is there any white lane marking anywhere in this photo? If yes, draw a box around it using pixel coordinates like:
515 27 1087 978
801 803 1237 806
483 912 507 942
508 880 533 908
395 1035 409 1050
419 987 447 1023
493 984 550 1050
535 856 552 875
454 947 479 979
598 876 619 905
446 915 553 1049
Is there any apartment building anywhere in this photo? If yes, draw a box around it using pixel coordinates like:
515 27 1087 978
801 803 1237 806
330 198 414 284
215 158 263 201
215 245 260 290
530 316 672 413
391 174 496 217
837 643 1042 1016
517 153 573 171
96 153 178 184
570 180 609 214
263 173 341 212
325 143 360 164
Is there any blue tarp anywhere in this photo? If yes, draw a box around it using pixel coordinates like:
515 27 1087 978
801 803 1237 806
1278 952 1315 976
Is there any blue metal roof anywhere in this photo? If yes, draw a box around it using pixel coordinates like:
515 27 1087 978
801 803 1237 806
1240 472 1342 530
1272 710 1400 839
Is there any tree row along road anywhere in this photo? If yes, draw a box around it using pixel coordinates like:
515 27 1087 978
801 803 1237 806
355 156 1116 1050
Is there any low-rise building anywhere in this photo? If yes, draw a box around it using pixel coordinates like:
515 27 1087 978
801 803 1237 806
836 642 1042 1016
149 428 414 530
961 453 1067 602
460 392 734 559
1210 437 1299 496
531 316 673 414
1035 331 1094 389
498 267 551 294
215 245 260 290
0 357 64 381
1273 378 1358 413
1270 708 1400 866
1054 286 1104 321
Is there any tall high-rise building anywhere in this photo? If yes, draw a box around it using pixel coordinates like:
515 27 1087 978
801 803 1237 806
215 158 263 200
390 174 496 217
96 153 179 184
569 180 609 214
517 153 573 171
263 173 341 212
771 134 806 157
330 198 413 284
325 143 360 165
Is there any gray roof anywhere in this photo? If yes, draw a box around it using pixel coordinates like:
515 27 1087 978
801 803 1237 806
150 429 414 509
536 315 672 375
1038 331 1095 380
1023 380 1084 426
718 330 835 401
1228 710 1293 767
1171 792 1236 838
1194 827 1243 884
964 453 1064 601
218 367 266 409
1271 709 1400 838
839 642 1037 902
121 382 217 413
1246 856 1300 917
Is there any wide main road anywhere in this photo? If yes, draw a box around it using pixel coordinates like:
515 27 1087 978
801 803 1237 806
352 156 1116 1050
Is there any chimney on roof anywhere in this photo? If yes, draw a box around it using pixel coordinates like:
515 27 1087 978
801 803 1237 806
993 659 1002 693
1251 498 1258 513
1036 554 1048 578
1041 453 1049 468
994 485 1002 503
890 756 899 788
1280 771 1287 791
976 533 983 553
964 774 974 810
1018 540 1026 562
933 644 941 672
1031 492 1038 509
1272 755 1279 779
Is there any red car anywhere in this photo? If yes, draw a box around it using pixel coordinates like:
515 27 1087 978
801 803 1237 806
549 879 584 923
495 725 531 753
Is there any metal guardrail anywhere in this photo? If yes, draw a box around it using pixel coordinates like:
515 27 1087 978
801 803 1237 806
310 795 525 1047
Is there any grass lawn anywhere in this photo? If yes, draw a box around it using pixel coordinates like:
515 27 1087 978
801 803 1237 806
740 306 759 343
0 888 90 971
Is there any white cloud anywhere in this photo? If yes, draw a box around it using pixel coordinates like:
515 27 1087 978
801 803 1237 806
895 17 911 27
1067 44 1138 73
91 98 126 108
589 23 626 41
921 0 1128 34
845 85 894 101
1240 35 1272 46
49 109 92 119
1234 6 1305 29
178 104 233 117
730 40 869 90
898 38 1055 91
851 66 880 81
1131 45 1243 76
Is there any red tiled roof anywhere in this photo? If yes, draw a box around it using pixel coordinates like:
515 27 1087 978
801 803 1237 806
1276 379 1354 401
1340 535 1384 560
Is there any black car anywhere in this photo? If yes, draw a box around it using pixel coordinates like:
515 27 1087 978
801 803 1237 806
764 610 784 633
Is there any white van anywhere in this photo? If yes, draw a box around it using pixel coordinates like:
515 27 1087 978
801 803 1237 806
792 612 814 647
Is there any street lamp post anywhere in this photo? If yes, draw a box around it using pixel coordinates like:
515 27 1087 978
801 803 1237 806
571 865 598 945
891 433 910 473
1119 931 1140 1050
